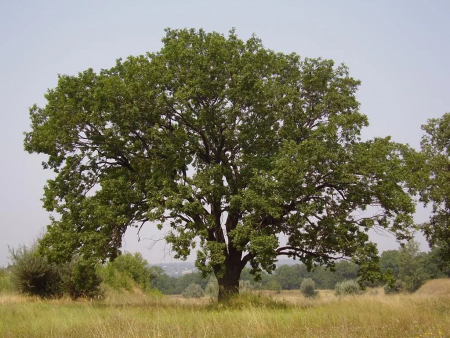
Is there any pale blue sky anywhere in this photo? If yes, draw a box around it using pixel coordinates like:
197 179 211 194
1 0 449 266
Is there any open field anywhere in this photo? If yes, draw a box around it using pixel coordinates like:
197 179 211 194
1 280 450 337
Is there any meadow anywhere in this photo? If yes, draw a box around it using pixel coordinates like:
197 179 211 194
1 279 450 338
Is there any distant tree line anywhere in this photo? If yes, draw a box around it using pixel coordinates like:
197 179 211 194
150 259 368 295
149 240 449 295
380 241 449 293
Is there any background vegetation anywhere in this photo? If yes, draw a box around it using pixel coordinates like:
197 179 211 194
2 239 447 302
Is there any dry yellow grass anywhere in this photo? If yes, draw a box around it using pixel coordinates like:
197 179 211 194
1 280 450 337
416 279 450 297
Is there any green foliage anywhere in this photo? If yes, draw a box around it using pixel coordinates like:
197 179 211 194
9 245 103 299
265 280 282 293
380 250 401 278
149 257 441 295
239 268 253 282
99 263 134 291
9 246 62 297
334 280 363 297
273 265 301 290
99 252 153 292
148 268 211 295
419 113 450 267
25 27 418 298
398 241 429 292
60 258 102 299
182 283 204 298
111 253 151 290
149 267 178 294
320 261 362 289
426 244 450 278
379 241 446 294
254 262 360 291
300 278 318 298
176 272 210 293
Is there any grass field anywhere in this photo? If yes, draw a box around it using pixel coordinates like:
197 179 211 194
1 280 450 337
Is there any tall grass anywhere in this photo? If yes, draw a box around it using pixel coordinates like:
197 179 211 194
1 280 450 337
0 269 13 293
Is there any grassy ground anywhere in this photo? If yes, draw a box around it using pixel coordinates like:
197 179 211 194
1 280 450 337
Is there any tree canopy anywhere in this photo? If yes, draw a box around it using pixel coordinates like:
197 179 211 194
419 113 450 267
25 28 418 299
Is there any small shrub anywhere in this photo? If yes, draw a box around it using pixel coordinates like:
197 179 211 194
9 245 103 299
300 278 318 298
99 253 153 293
98 264 135 292
60 258 103 299
403 275 426 293
182 283 204 298
334 280 363 297
9 246 62 298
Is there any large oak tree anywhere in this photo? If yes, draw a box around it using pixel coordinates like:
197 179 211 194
25 28 417 300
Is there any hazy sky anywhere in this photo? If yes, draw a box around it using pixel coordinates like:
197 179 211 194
1 0 449 267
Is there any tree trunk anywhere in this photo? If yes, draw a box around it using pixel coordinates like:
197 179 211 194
217 265 241 302
215 251 244 302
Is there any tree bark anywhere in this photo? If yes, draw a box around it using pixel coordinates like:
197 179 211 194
217 264 241 302
215 249 244 302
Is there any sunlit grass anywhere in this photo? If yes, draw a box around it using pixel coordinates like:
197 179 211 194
415 278 450 297
1 280 450 337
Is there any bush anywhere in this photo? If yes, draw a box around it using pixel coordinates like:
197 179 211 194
334 280 363 297
9 245 103 299
60 258 103 299
402 275 426 293
182 283 204 298
99 252 152 292
300 278 318 298
98 263 135 291
9 246 62 298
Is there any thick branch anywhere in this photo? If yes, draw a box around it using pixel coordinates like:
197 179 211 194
276 246 344 260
